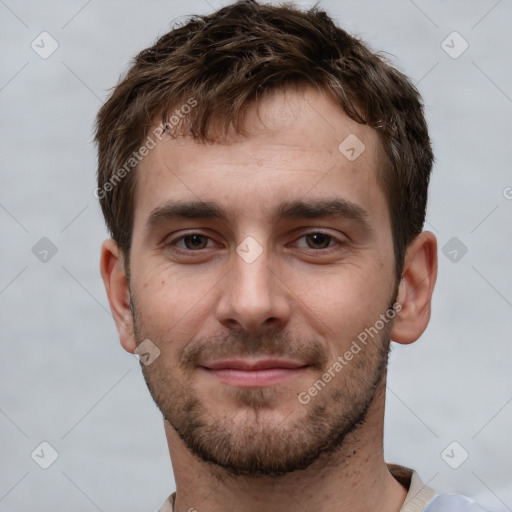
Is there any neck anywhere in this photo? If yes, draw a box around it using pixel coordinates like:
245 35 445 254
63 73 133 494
165 381 407 512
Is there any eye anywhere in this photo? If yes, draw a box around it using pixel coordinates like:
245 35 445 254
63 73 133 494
171 234 213 250
165 231 343 255
296 232 337 250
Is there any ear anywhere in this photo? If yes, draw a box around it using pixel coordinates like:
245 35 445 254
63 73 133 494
100 239 137 353
390 231 437 345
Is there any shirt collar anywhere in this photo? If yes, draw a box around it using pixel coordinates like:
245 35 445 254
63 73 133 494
158 464 437 512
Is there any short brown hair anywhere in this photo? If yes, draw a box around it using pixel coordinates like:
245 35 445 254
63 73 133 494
94 0 433 280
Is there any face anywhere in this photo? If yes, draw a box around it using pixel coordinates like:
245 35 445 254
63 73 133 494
127 86 398 476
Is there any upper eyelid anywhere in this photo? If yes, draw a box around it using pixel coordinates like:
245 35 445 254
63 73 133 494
168 233 217 248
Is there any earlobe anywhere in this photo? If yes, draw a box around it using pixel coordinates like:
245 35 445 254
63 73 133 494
100 239 137 353
390 231 438 345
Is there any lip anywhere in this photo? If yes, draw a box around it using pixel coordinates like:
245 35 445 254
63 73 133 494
203 358 308 371
200 358 309 387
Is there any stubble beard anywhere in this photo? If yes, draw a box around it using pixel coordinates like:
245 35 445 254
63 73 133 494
131 296 394 477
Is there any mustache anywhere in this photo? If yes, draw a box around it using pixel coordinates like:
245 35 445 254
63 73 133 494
179 330 329 372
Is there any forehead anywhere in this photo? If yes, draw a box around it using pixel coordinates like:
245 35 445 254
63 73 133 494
133 86 387 231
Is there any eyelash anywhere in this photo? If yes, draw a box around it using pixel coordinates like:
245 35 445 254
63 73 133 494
165 231 342 253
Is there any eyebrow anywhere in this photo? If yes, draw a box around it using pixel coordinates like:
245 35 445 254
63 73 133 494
145 198 372 232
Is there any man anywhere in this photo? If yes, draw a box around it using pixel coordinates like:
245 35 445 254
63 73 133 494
95 1 488 511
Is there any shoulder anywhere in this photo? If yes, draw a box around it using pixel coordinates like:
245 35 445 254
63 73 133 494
425 493 489 512
387 463 489 512
156 493 175 512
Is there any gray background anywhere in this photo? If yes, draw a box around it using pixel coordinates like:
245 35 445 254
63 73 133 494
1 0 511 510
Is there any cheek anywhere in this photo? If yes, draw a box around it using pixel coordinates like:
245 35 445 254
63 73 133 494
134 266 219 342
291 259 394 343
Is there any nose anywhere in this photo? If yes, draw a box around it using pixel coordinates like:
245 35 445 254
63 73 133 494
214 244 292 333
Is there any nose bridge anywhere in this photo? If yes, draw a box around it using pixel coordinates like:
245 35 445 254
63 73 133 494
215 238 289 331
236 249 272 304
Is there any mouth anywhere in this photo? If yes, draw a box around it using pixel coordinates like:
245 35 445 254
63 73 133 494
200 358 310 387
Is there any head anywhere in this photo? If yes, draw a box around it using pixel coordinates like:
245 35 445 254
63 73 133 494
97 0 437 477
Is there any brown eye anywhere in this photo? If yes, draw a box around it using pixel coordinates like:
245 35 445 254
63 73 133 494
182 234 209 249
305 233 333 249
